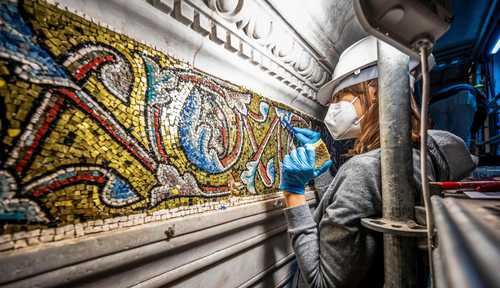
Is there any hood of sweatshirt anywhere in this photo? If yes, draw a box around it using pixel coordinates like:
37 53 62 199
427 130 476 181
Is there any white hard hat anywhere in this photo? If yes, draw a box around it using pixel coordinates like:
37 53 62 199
317 36 435 106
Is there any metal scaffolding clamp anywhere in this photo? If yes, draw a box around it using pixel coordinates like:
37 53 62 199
361 217 427 237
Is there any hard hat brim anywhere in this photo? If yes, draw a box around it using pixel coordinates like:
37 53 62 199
317 65 378 106
317 52 435 107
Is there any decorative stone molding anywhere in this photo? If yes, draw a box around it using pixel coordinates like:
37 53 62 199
145 0 332 102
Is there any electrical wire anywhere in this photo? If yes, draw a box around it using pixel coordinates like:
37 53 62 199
419 45 435 287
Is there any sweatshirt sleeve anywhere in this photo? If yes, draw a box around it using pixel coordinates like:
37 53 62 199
284 155 383 288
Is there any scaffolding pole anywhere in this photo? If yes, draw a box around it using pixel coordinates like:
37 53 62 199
377 40 417 288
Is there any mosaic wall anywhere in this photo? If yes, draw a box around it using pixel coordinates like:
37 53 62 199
0 0 313 247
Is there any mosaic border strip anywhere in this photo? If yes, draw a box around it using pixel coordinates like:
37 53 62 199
0 191 298 251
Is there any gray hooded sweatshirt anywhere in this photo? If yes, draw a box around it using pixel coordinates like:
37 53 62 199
285 130 476 288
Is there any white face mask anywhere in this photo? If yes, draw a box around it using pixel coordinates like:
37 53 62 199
324 97 364 140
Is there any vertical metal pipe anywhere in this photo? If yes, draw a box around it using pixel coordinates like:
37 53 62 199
377 40 417 288
419 45 435 287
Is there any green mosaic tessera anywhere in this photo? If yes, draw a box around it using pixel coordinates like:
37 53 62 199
0 0 315 234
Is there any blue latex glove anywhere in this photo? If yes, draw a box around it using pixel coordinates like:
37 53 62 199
293 127 321 145
279 144 333 194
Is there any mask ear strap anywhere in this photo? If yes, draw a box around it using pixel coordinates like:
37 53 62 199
354 102 374 125
350 96 359 104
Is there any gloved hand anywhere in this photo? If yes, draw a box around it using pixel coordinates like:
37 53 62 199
293 127 321 145
279 144 333 194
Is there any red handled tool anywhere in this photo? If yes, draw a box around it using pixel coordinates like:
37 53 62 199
430 181 500 190
475 182 500 192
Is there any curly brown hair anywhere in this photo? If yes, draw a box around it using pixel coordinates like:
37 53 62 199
331 80 421 155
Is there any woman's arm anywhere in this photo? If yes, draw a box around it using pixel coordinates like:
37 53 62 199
284 155 383 287
284 192 306 207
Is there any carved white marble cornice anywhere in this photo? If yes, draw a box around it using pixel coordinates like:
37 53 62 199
145 0 332 102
